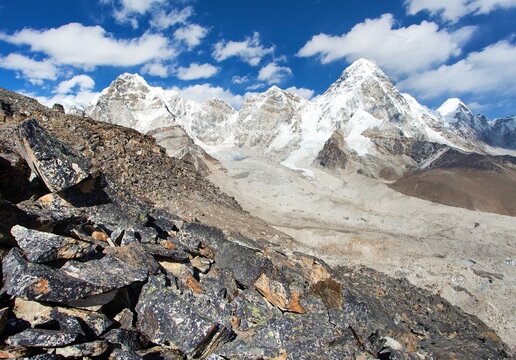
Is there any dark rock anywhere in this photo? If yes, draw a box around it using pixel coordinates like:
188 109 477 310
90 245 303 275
110 346 144 360
55 341 110 357
137 346 186 360
114 308 135 329
11 225 97 263
104 242 160 275
6 328 77 347
136 276 235 358
51 104 65 113
3 248 116 306
103 328 148 350
316 130 348 170
60 254 148 290
17 119 91 192
0 307 8 335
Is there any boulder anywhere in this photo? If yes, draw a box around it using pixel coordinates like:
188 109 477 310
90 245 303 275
136 276 235 358
3 248 116 306
11 225 97 263
17 119 91 192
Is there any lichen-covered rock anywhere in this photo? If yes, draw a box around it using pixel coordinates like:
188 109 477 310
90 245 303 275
6 328 77 348
136 276 235 358
2 248 117 306
103 242 160 275
17 119 91 192
102 328 149 350
55 341 110 357
60 254 148 289
11 225 97 263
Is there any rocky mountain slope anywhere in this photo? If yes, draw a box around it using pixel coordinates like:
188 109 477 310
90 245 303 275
0 89 512 359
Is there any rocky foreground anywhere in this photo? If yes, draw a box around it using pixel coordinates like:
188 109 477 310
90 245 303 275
0 93 512 358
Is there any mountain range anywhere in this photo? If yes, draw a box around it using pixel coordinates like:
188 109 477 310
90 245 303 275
80 59 515 180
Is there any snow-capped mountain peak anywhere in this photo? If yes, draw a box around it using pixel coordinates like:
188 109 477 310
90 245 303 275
437 98 471 123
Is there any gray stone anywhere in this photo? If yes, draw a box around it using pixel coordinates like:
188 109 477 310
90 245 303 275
61 254 148 289
102 328 148 350
109 346 143 360
136 276 235 358
2 248 116 306
104 242 160 275
11 225 97 263
55 341 110 357
6 328 77 348
17 119 91 192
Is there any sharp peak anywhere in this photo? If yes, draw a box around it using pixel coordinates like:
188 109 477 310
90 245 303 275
115 72 149 85
342 58 385 76
438 98 471 115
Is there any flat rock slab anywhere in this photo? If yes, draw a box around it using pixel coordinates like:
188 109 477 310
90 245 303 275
6 328 77 348
3 248 115 305
11 225 97 263
136 276 235 358
61 254 148 289
17 119 91 193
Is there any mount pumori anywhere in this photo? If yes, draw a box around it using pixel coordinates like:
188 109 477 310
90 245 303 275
84 59 516 178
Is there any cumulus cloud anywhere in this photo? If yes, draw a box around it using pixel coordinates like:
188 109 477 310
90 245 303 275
405 0 516 22
213 32 274 66
0 53 58 84
398 40 516 99
175 63 219 80
286 86 315 100
141 62 171 77
171 83 243 108
297 13 475 76
174 24 208 49
150 6 193 29
0 23 175 69
258 62 292 84
28 75 99 109
55 74 95 94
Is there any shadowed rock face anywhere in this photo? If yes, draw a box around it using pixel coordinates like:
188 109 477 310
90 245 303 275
0 107 512 357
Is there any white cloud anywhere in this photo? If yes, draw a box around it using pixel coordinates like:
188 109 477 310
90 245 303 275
297 13 475 76
286 86 315 100
112 0 166 28
55 74 95 94
141 62 171 77
150 6 193 29
174 24 208 50
28 75 99 109
175 63 219 80
232 75 249 84
0 23 175 69
171 83 243 108
405 0 516 22
245 83 266 91
0 53 58 84
398 40 516 99
258 62 292 84
213 32 274 66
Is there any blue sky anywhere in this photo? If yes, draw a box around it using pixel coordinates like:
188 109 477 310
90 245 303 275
0 0 515 117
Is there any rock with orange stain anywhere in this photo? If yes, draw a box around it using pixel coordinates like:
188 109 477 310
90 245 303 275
2 248 116 305
11 225 96 263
